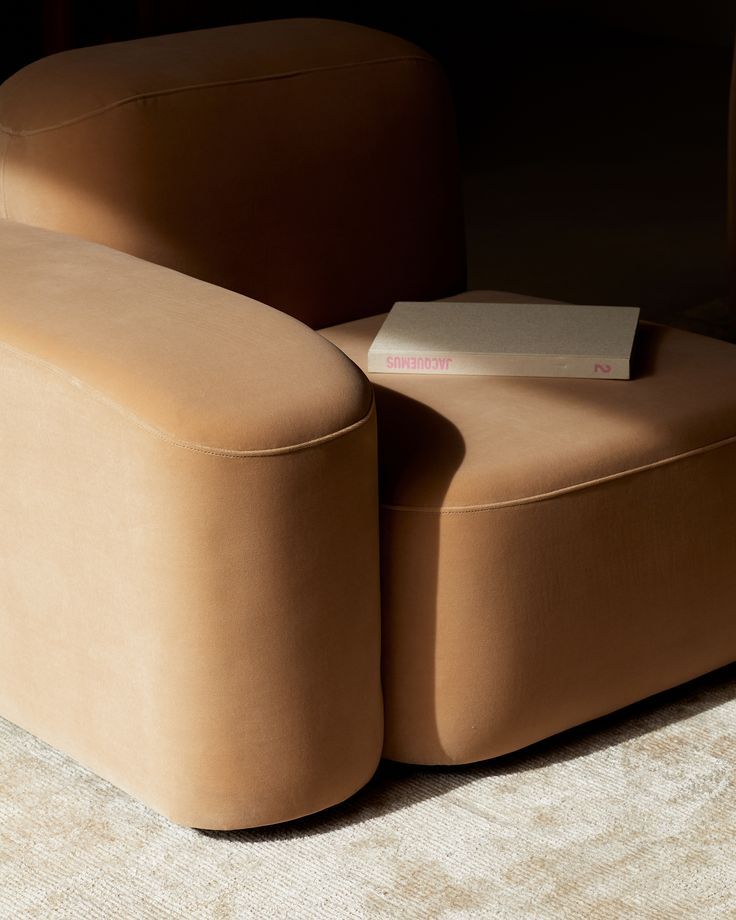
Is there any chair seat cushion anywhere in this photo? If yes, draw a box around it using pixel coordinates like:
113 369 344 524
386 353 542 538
322 291 736 510
321 291 736 765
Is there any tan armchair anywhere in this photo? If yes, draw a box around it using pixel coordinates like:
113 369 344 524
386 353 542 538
1 18 734 830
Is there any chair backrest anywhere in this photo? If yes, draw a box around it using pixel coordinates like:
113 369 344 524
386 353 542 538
0 18 466 329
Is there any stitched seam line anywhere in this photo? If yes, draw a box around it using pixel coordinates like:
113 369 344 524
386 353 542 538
0 54 436 137
381 433 736 514
0 338 374 456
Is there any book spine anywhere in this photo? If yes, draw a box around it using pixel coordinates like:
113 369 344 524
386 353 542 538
367 352 631 379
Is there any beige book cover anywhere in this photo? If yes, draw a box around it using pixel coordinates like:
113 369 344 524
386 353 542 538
367 301 641 379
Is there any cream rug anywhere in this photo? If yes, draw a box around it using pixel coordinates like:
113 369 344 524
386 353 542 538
1 665 735 919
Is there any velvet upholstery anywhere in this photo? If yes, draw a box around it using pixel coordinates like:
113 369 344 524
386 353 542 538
0 221 382 829
0 18 465 330
0 18 734 830
321 291 736 763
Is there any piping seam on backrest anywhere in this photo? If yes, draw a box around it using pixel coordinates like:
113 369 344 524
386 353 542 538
0 55 437 137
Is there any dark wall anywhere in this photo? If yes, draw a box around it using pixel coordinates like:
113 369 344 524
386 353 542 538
2 3 735 83
2 2 734 143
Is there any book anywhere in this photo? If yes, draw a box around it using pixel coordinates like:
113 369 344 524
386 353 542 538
367 301 641 380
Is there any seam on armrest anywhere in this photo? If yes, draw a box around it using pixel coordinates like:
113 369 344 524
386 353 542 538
0 338 374 456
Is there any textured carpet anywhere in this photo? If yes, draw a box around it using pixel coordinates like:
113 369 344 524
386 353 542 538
1 664 734 919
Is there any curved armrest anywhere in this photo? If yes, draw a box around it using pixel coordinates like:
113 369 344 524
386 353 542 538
0 220 372 450
0 221 381 829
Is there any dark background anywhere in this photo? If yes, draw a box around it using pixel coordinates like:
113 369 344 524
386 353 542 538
2 2 735 327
